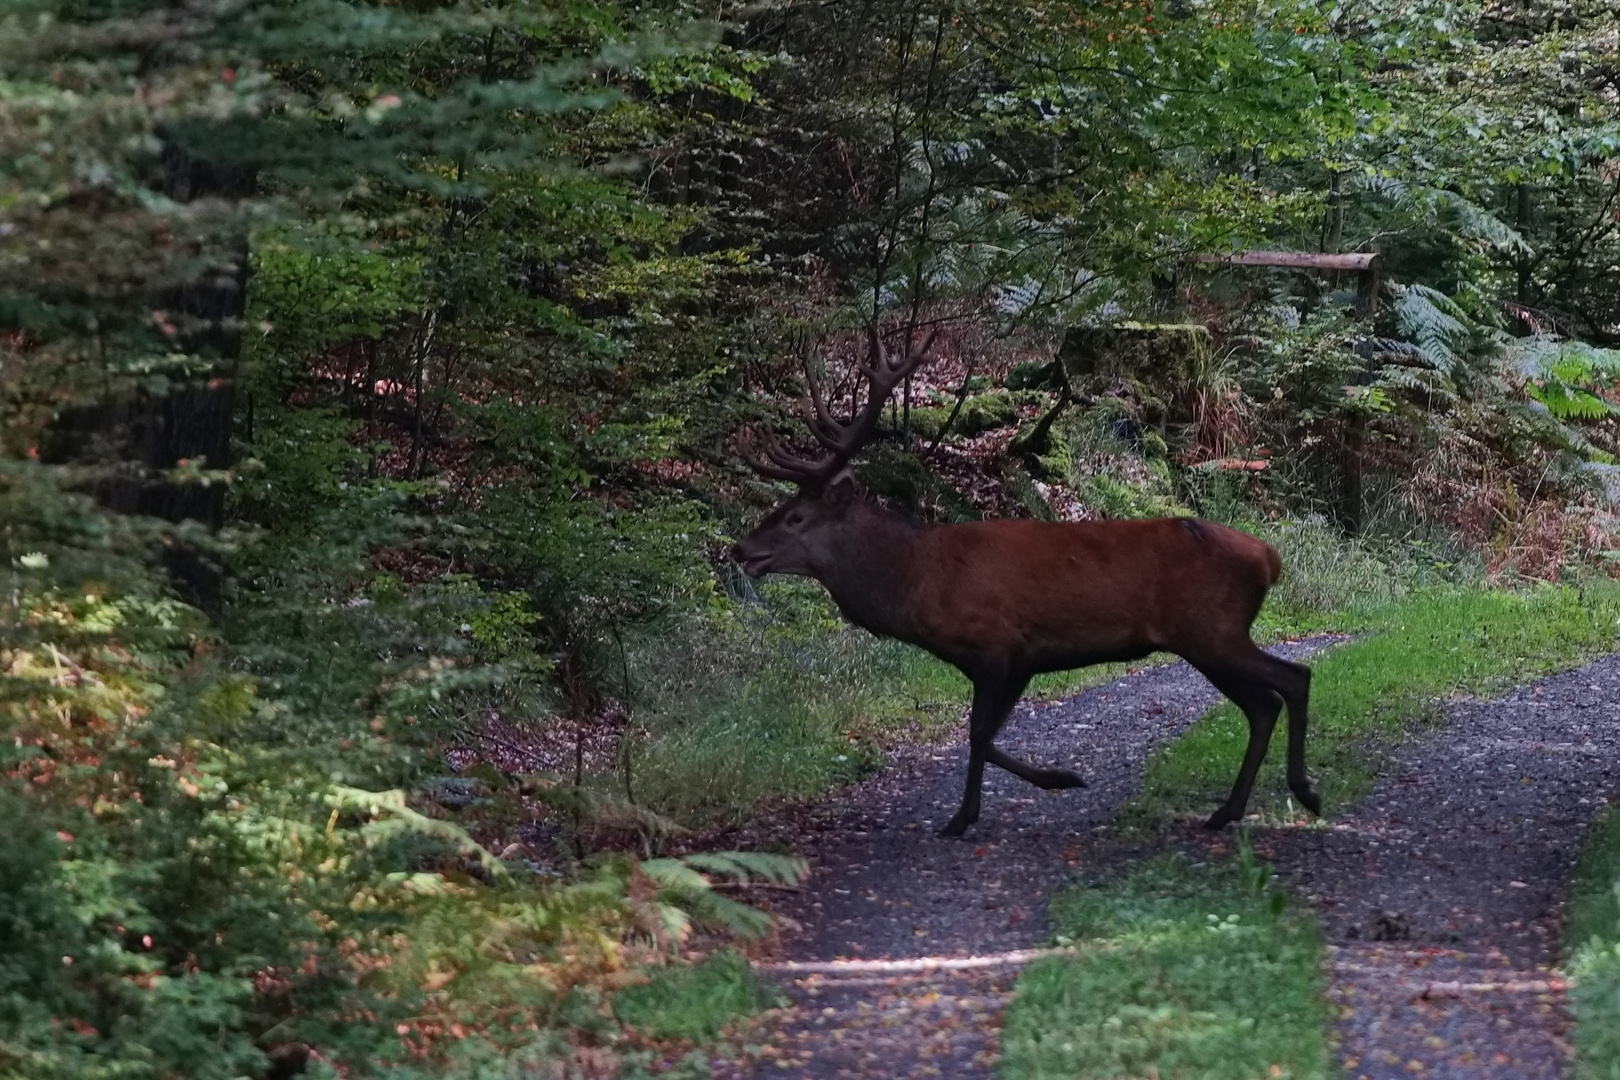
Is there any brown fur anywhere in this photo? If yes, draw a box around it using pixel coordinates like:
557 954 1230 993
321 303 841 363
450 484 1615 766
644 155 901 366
733 483 1318 835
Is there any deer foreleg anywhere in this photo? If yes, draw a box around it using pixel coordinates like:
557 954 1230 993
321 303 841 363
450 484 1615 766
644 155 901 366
985 745 1086 790
939 674 1031 838
940 748 988 838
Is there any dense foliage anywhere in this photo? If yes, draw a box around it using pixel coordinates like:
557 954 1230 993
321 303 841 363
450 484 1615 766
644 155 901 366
4 0 1620 1075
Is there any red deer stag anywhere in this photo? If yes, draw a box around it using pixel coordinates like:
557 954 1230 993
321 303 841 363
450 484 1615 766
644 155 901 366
731 326 1319 836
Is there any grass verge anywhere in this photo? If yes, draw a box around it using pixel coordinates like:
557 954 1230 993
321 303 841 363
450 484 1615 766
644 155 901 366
1130 583 1620 825
614 950 784 1043
628 579 1153 826
999 846 1331 1080
1565 802 1620 1080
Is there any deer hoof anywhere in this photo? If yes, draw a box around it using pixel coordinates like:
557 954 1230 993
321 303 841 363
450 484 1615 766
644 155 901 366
1291 784 1323 816
1043 769 1086 790
1203 807 1238 831
937 815 973 838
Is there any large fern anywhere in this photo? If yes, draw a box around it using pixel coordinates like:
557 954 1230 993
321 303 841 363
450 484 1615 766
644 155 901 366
641 852 809 942
1391 283 1475 377
1505 335 1620 422
1502 399 1612 462
1356 174 1532 256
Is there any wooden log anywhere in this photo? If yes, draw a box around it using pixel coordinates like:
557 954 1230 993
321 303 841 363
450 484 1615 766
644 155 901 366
1195 251 1380 272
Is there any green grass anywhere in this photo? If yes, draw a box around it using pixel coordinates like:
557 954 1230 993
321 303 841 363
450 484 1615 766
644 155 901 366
999 848 1331 1080
612 950 783 1043
1131 583 1620 825
1565 802 1620 1080
628 578 1165 825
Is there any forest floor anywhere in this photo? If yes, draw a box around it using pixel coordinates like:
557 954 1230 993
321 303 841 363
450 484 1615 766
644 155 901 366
702 638 1333 1079
701 641 1620 1079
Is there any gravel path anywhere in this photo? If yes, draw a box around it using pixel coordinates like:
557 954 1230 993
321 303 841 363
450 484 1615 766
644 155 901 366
1271 652 1620 1080
709 639 1335 1080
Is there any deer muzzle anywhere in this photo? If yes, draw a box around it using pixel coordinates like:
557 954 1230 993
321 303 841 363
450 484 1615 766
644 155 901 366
730 542 772 578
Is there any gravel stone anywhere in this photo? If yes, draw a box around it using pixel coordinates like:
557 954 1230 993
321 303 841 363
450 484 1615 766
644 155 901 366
1270 652 1620 1080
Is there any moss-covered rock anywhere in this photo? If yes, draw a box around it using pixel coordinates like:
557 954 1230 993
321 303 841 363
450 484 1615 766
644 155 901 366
908 390 1044 441
1006 359 1059 391
1059 322 1215 429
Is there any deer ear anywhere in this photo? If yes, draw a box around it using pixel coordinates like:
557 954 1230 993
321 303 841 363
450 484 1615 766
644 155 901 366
824 467 858 506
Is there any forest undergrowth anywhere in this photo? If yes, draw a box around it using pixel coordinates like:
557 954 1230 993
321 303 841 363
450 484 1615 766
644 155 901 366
8 0 1620 1076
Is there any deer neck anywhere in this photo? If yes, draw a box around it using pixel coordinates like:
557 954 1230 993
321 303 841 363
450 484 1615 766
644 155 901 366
813 501 923 640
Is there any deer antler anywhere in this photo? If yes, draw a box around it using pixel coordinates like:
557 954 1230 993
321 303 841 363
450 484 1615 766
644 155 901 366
739 324 940 489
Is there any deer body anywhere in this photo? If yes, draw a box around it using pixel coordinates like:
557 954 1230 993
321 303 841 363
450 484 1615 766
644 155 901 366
732 324 1319 835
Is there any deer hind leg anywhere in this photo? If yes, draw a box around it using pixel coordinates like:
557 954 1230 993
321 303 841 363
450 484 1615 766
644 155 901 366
1273 657 1320 815
1200 648 1318 829
939 674 1030 838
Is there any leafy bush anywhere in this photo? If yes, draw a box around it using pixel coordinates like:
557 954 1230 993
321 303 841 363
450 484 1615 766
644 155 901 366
0 467 802 1078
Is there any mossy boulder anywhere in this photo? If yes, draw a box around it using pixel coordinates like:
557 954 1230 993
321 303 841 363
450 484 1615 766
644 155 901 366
906 395 1008 441
1059 322 1215 428
909 390 1041 441
1006 359 1060 391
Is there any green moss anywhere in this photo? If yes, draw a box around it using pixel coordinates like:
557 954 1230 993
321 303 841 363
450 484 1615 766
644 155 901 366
1060 322 1217 429
1081 473 1191 519
908 390 1028 441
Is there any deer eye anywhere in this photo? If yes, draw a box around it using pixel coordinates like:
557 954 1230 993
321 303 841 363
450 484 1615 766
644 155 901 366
785 511 806 527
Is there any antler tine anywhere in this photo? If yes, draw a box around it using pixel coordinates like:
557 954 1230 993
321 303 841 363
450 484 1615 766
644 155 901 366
737 426 833 483
825 324 942 453
737 324 942 488
802 352 850 453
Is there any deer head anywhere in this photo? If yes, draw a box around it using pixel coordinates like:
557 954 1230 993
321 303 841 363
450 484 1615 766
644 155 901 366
731 325 937 579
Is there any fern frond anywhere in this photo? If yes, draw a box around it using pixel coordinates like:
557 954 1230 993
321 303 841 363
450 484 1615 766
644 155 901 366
1503 400 1606 458
1354 173 1410 203
1359 336 1430 363
1438 193 1532 256
1527 380 1615 420
1372 365 1460 407
1577 462 1620 502
640 857 713 893
1505 334 1567 377
681 851 809 885
1503 335 1620 421
330 785 512 882
639 855 781 938
1392 283 1472 376
1353 174 1531 255
1507 335 1620 380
